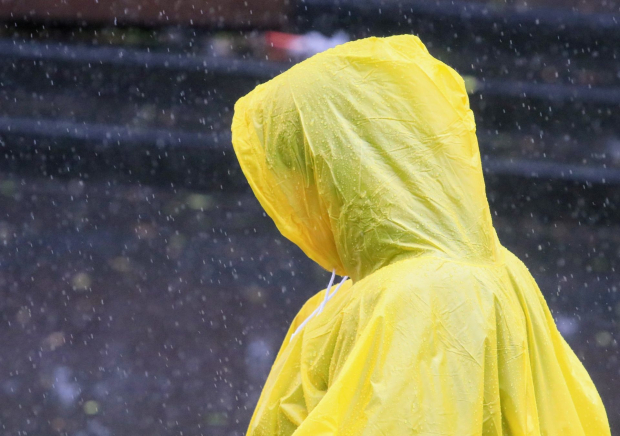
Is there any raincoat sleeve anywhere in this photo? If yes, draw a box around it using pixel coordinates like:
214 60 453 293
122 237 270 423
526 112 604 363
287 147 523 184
288 278 492 435
247 287 347 435
247 261 509 436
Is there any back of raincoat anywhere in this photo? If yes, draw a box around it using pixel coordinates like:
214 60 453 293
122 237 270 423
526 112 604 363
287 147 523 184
232 35 610 435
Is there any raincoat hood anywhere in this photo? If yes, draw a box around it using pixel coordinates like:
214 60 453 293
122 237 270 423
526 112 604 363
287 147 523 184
232 35 501 282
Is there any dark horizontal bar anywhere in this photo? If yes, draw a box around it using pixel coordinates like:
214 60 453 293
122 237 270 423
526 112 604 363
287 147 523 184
0 116 229 149
304 0 620 32
483 157 620 184
475 79 620 105
2 38 620 105
0 38 290 79
1 115 618 184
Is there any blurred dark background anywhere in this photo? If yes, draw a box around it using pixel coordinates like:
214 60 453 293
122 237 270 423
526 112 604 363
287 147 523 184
0 1 619 435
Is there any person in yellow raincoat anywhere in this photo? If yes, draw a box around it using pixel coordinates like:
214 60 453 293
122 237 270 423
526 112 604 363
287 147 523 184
231 35 610 435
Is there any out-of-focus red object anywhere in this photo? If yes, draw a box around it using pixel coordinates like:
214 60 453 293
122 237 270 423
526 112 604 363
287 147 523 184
265 30 349 60
265 31 302 51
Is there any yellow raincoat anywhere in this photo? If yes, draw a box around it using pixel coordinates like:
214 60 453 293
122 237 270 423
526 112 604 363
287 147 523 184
231 35 610 435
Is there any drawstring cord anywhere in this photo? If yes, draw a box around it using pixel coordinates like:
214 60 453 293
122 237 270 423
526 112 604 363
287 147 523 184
290 269 349 342
317 270 336 314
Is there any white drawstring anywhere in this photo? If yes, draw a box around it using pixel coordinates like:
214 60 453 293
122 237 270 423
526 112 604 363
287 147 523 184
290 269 349 342
317 270 336 314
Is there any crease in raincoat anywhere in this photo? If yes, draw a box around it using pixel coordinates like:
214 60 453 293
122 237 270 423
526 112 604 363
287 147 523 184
231 35 610 435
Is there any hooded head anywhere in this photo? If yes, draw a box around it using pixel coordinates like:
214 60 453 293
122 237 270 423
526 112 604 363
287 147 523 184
232 35 501 282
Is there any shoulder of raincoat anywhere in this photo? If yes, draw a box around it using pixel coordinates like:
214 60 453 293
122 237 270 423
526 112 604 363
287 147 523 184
232 35 610 435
